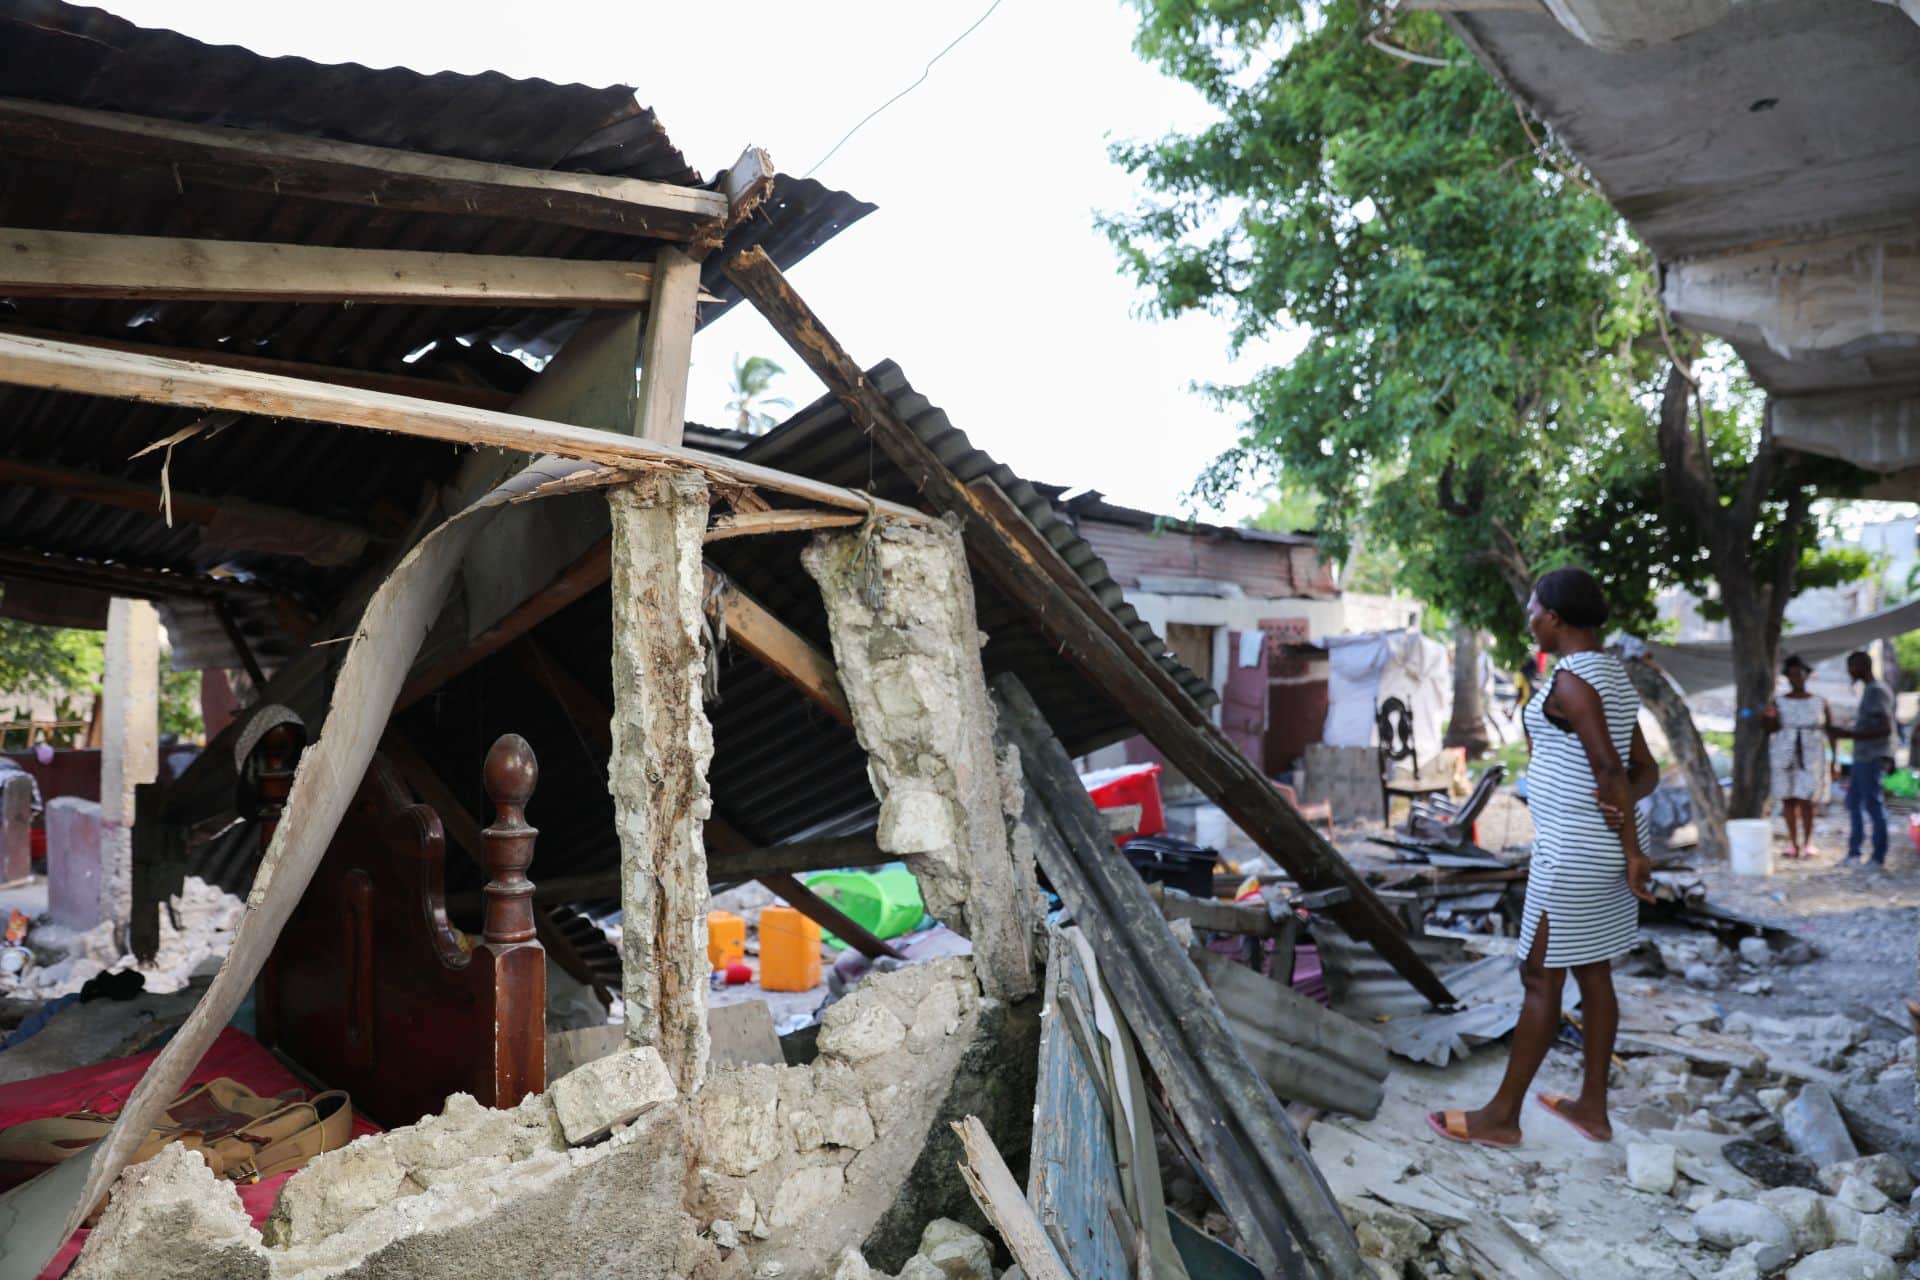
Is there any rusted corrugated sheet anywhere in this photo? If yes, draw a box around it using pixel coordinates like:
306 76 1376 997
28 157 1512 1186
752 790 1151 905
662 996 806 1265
0 0 873 618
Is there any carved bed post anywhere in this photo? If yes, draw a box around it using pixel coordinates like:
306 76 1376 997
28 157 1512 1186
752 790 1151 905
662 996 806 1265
477 734 546 1105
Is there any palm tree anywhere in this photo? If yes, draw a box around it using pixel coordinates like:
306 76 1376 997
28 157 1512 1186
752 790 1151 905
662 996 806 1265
725 354 792 435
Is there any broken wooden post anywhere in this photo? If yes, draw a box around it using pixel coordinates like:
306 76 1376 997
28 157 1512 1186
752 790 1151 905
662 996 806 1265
609 473 715 1091
721 244 1452 1008
802 522 1039 1002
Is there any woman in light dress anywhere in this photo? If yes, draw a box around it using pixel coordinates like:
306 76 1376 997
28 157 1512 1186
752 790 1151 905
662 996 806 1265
1763 653 1830 859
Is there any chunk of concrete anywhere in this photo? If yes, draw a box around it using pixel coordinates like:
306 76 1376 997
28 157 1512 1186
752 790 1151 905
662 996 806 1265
918 1217 993 1280
1759 1186 1833 1253
1784 1245 1897 1280
1729 1239 1797 1276
550 1045 677 1144
1824 1198 1862 1245
1738 937 1773 967
69 1144 268 1279
1835 1176 1891 1215
1821 1155 1917 1202
1630 1142 1680 1195
1694 1200 1795 1252
1782 1086 1861 1168
1853 1213 1911 1259
817 997 907 1063
827 1249 874 1280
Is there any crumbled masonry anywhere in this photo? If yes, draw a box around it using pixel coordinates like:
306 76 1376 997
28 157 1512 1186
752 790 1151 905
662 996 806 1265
802 522 1041 1002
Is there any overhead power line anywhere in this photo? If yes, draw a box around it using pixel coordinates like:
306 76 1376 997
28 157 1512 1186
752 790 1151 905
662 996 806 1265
803 0 1010 180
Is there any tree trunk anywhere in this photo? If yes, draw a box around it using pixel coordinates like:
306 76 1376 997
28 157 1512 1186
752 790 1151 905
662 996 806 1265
1444 622 1491 759
1723 593 1778 819
1622 653 1728 859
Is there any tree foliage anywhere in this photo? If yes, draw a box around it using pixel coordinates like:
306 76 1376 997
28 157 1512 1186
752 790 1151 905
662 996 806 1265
725 354 793 435
1107 2 1865 678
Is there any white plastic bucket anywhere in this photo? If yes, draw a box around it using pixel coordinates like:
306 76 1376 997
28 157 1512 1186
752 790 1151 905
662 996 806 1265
1726 819 1773 877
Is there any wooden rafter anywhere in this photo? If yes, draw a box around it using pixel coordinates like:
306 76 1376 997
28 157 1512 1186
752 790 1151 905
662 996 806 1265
0 331 934 522
0 97 728 242
0 322 517 410
0 228 661 307
713 574 852 726
0 456 373 566
0 545 274 604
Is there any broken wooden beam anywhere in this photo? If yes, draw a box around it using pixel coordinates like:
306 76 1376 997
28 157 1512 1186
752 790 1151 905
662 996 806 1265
758 871 904 962
0 331 935 522
706 508 866 541
952 1116 1075 1280
714 574 852 725
995 672 1363 1278
0 98 728 242
720 244 1452 1008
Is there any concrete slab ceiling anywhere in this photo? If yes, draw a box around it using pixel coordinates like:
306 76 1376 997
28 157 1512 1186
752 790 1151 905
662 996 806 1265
1442 0 1920 490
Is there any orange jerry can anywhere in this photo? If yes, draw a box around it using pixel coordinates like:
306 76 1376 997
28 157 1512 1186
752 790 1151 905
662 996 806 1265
758 905 822 992
707 910 747 970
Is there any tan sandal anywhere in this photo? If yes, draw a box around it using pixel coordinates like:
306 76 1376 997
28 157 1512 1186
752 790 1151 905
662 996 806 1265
1424 1109 1519 1149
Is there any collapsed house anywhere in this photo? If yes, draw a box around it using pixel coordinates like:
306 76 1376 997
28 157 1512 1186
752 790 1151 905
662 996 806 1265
0 5 1460 1278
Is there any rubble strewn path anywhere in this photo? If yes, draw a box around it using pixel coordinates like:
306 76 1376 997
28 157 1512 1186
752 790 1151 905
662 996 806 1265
1324 810 1920 1279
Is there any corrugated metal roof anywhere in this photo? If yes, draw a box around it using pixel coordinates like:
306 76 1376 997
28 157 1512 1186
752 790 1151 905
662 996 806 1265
0 0 873 616
201 363 1220 899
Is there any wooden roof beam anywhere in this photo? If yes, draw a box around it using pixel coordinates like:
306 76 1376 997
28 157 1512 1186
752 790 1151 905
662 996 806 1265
0 330 932 521
0 323 516 410
0 228 664 308
0 457 373 567
0 97 728 242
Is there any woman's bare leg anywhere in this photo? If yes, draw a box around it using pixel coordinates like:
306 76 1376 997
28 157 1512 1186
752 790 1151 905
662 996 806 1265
1452 916 1563 1142
1554 960 1618 1139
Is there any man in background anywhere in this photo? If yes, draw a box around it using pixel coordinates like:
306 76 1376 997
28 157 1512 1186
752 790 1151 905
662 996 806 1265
1828 650 1894 867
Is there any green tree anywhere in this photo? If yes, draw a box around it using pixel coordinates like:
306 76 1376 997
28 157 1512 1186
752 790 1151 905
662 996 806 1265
1107 1 1864 818
724 354 793 435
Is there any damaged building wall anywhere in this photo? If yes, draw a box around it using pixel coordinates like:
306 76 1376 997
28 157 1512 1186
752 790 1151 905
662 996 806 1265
609 474 715 1091
801 524 1039 1002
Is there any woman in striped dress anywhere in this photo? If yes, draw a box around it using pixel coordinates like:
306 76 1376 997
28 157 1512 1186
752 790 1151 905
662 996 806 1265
1428 568 1656 1147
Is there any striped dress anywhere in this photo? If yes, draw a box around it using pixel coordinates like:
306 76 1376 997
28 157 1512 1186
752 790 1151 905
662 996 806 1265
1516 649 1648 969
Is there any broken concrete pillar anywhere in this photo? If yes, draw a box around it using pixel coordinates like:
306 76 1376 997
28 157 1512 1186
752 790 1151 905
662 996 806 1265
47 796 103 929
99 598 159 942
801 523 1039 1001
1 771 29 882
609 474 714 1092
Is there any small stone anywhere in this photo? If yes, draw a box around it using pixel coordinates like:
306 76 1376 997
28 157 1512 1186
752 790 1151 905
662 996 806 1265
1715 1255 1762 1280
1760 1089 1793 1114
918 1218 994 1280
896 1259 945 1280
548 1045 677 1144
818 997 907 1063
711 1220 740 1251
1691 1186 1729 1211
1695 1200 1796 1253
1732 1239 1797 1275
1739 980 1776 996
1786 1246 1898 1280
1631 1143 1682 1195
1350 1200 1431 1263
1823 1157 1918 1202
1689 963 1725 988
1529 1192 1561 1225
1826 1200 1863 1245
1759 1186 1833 1252
1739 937 1773 967
1727 1140 1824 1191
1783 1087 1862 1169
1857 1214 1913 1259
827 1249 873 1280
1838 1177 1893 1215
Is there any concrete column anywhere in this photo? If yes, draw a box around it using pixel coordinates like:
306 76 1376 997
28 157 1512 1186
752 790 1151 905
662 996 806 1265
99 598 159 943
608 474 713 1092
802 523 1040 1002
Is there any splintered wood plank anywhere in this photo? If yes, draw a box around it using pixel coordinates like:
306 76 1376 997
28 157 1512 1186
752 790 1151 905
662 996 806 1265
0 330 936 521
955 1115 1076 1280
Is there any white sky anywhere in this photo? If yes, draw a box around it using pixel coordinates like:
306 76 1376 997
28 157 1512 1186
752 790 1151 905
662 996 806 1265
106 0 1293 524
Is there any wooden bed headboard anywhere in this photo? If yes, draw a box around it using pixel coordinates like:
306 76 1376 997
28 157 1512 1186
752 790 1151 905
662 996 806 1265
254 730 547 1129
